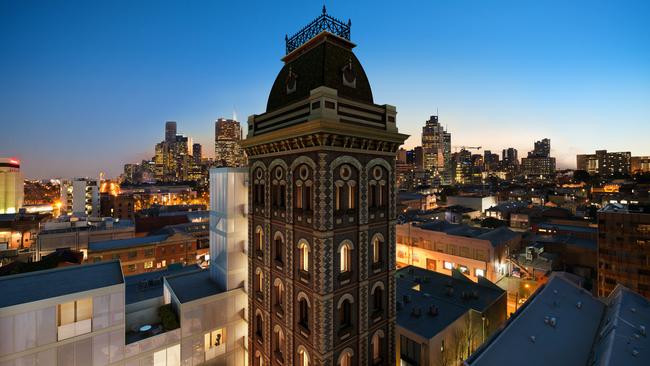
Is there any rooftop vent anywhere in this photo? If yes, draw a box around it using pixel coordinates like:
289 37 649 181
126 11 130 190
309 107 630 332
544 316 557 328
446 287 454 297
632 348 639 357
428 305 439 317
576 301 582 309
530 335 536 343
640 325 646 337
411 307 422 317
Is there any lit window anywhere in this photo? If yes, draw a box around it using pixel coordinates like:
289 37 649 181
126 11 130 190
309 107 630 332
299 348 310 366
475 268 485 277
340 242 351 273
372 236 382 264
443 261 454 270
204 328 226 359
153 344 180 366
144 261 154 269
161 260 166 267
459 266 468 274
347 184 356 209
298 242 310 271
57 297 93 340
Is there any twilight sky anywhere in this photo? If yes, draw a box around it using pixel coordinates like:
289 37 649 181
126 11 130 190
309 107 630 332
1 0 649 179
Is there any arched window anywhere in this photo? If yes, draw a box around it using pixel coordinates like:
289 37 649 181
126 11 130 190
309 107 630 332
255 226 264 253
272 167 286 209
256 269 264 296
255 351 263 366
255 313 263 340
295 182 303 209
369 183 378 209
295 165 312 211
335 183 343 212
338 349 354 366
338 296 353 330
274 326 284 360
373 285 383 312
298 294 310 330
274 280 284 308
274 232 284 263
298 241 310 272
339 241 352 274
347 182 356 209
298 347 310 366
254 168 265 206
371 235 383 264
371 331 384 362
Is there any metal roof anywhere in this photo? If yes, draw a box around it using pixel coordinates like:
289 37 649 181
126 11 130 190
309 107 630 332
88 234 169 252
0 261 124 307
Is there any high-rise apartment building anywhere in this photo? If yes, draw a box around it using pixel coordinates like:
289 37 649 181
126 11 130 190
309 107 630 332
632 156 650 174
0 158 24 214
60 178 100 217
242 9 408 365
501 148 518 166
421 115 452 185
192 143 202 164
165 120 177 142
598 203 650 299
576 150 632 176
521 138 556 178
154 122 191 182
214 118 246 167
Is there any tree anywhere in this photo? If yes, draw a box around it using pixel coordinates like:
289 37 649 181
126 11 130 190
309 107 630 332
481 217 507 228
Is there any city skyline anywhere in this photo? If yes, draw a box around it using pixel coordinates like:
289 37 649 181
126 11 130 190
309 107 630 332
1 0 649 178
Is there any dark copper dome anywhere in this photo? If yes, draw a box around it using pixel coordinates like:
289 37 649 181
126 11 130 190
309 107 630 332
265 32 374 113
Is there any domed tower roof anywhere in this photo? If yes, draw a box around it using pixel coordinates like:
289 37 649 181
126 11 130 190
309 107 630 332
265 8 374 113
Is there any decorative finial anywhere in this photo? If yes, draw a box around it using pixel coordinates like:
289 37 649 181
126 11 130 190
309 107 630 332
348 19 351 26
285 34 288 41
322 5 327 15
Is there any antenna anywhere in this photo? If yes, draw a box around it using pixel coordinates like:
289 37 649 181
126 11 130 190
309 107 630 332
233 106 237 122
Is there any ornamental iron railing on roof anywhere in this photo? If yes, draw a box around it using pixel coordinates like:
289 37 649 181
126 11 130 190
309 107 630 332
285 6 351 54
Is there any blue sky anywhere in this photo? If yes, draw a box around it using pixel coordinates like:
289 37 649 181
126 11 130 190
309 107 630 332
1 0 648 178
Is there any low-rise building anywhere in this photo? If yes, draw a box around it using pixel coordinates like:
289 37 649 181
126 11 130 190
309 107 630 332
87 232 206 276
465 273 650 366
0 167 249 366
396 266 507 366
36 217 135 260
446 195 497 213
598 203 650 299
396 221 521 283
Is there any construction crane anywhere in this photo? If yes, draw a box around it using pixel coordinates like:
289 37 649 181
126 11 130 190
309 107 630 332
452 145 482 153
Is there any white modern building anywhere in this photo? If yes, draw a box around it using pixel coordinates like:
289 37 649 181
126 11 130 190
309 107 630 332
61 178 100 217
1 167 249 366
0 158 24 214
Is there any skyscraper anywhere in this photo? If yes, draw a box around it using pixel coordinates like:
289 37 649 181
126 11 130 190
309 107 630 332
192 143 202 164
576 150 631 176
242 8 408 365
165 121 177 142
0 158 23 214
521 138 556 178
154 122 191 182
60 177 100 217
214 118 246 167
421 115 452 185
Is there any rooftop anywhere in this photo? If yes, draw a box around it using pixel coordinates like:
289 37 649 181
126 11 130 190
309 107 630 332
590 285 650 365
532 234 597 251
0 260 124 307
88 234 169 252
285 6 351 54
416 221 520 247
466 273 605 366
396 266 505 339
165 269 223 304
600 202 650 214
535 222 597 234
124 264 200 305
